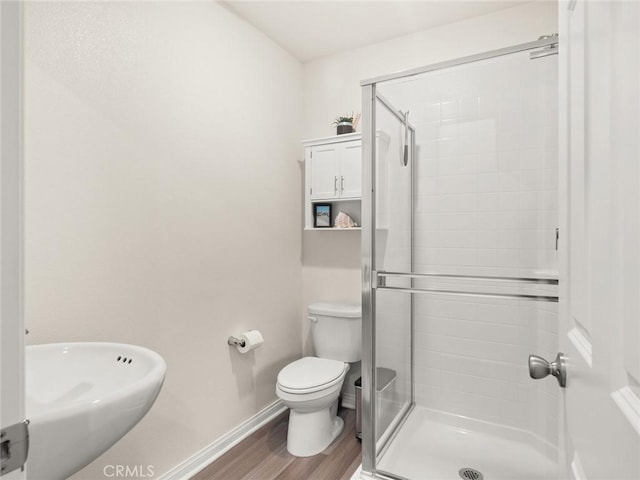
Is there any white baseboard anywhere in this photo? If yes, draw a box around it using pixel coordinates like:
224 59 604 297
342 392 356 410
158 400 287 480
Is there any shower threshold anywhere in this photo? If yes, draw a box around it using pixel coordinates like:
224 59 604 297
375 406 559 480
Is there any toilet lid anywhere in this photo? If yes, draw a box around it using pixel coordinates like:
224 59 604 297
277 357 346 392
308 303 361 318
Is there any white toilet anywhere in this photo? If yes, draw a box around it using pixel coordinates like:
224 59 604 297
276 302 361 457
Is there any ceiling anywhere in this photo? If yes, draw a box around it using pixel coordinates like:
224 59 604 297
223 1 528 62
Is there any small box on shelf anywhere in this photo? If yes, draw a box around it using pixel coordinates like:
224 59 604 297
307 200 361 231
313 203 332 228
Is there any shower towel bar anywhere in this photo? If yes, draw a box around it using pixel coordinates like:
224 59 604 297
376 271 558 284
374 271 559 302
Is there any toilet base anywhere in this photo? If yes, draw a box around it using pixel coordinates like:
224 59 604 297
285 401 345 457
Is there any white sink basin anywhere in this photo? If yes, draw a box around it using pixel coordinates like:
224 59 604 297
26 342 166 480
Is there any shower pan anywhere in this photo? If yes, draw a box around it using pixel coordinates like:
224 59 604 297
359 36 562 480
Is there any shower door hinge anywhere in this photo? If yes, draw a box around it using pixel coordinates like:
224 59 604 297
373 271 385 288
0 420 30 475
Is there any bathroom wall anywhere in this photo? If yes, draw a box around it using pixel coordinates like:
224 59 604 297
300 0 557 400
301 1 557 138
23 2 302 478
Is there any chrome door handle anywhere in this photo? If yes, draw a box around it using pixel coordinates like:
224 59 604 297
341 176 344 193
334 176 338 195
529 352 566 387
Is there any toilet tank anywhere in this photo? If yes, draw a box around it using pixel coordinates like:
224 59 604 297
308 303 361 362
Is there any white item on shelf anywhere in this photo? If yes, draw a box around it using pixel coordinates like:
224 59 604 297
335 211 357 228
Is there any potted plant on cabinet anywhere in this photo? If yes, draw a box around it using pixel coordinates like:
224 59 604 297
332 113 360 135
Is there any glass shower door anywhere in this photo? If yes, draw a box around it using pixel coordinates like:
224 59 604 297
361 37 561 480
373 94 414 448
360 89 415 473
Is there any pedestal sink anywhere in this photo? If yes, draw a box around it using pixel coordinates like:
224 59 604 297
26 342 166 480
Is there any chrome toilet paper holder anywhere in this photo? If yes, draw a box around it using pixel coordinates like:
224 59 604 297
227 336 246 348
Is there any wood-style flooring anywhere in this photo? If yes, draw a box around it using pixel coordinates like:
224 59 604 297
192 408 361 480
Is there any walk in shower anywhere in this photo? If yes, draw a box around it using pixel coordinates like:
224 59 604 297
360 36 560 480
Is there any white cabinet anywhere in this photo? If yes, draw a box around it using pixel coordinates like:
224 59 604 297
338 142 362 198
308 144 338 200
307 137 361 200
302 132 388 231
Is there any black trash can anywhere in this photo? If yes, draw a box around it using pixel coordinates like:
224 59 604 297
355 367 396 439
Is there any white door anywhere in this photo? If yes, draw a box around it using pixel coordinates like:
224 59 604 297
309 145 338 200
0 2 26 479
338 141 362 199
560 1 640 478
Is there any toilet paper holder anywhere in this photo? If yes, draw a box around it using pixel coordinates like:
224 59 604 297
228 330 264 353
227 336 246 348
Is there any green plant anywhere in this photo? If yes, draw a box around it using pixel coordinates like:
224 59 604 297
332 115 354 126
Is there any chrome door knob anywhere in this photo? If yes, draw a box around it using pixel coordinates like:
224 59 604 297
528 352 566 387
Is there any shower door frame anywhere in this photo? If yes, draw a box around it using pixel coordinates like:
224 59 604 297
360 35 561 479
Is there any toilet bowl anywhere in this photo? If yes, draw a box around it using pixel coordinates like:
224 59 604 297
276 356 350 457
276 303 361 457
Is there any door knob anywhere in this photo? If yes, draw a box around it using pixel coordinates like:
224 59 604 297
528 352 566 387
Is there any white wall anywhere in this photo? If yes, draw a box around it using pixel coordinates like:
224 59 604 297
302 1 558 140
301 0 558 401
23 1 302 478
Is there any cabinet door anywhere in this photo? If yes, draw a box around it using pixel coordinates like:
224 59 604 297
339 141 362 198
310 145 338 199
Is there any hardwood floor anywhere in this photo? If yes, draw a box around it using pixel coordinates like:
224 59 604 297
192 408 361 480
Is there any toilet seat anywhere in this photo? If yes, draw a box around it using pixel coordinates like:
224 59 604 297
277 357 347 394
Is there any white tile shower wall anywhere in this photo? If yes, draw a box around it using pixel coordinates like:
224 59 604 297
413 295 558 444
380 50 559 443
409 53 558 278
